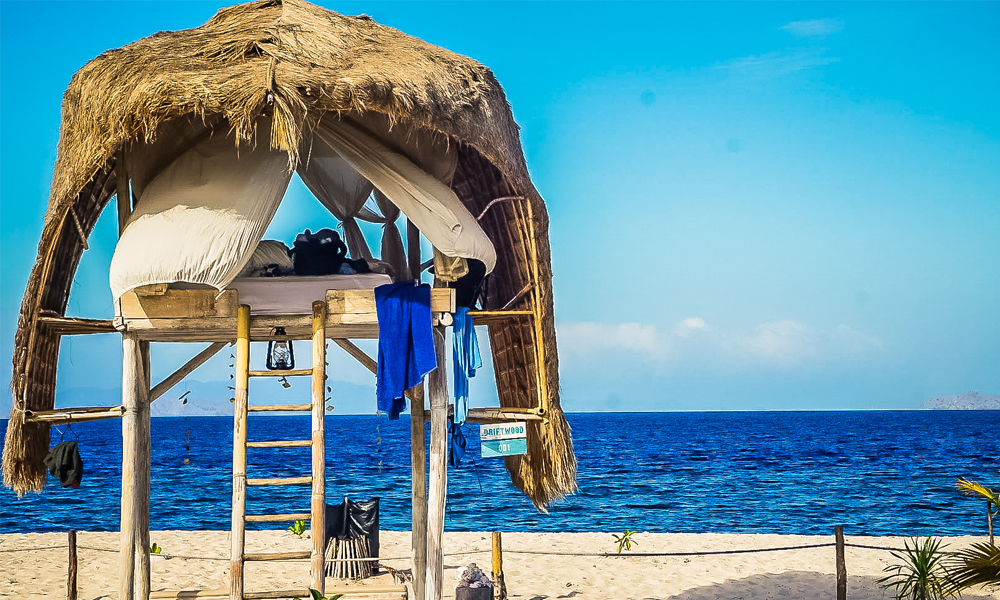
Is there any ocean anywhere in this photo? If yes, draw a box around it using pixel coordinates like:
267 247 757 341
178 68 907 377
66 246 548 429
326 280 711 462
1 411 997 536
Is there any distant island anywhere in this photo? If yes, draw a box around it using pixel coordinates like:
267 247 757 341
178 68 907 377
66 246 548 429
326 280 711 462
921 391 1000 410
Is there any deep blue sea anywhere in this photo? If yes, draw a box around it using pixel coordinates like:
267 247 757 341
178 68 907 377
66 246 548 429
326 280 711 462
1 411 997 536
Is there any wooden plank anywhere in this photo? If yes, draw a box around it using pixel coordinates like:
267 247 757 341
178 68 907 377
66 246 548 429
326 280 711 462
248 369 312 377
245 513 310 523
119 333 142 600
465 409 544 423
119 289 238 320
134 284 168 297
123 319 379 342
427 326 448 600
246 477 311 486
835 526 847 600
245 440 311 448
150 342 228 403
410 382 427 600
326 288 455 315
231 306 250 600
310 300 328 593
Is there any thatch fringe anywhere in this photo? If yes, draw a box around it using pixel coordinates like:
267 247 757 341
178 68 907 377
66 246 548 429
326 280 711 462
5 0 575 509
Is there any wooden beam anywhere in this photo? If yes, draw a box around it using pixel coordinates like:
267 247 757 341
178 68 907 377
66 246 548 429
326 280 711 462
36 315 116 335
835 526 847 600
116 149 131 236
119 333 142 600
310 301 328 594
410 382 427 600
24 406 125 424
67 530 78 600
407 218 421 282
149 342 228 403
230 306 250 600
426 326 448 600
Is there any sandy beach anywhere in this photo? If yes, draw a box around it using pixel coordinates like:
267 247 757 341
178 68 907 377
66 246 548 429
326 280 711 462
2 530 997 599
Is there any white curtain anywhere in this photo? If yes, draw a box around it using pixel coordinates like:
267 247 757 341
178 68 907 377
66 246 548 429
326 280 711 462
109 120 292 299
301 116 496 274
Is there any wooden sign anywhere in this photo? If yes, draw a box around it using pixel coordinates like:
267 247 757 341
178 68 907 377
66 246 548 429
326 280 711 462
480 422 527 458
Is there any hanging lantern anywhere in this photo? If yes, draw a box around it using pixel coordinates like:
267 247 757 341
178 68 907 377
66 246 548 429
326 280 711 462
267 327 295 370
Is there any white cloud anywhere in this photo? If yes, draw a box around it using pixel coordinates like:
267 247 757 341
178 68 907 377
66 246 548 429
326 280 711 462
740 319 817 364
724 320 884 367
718 49 839 78
675 317 707 337
558 321 668 359
780 18 844 37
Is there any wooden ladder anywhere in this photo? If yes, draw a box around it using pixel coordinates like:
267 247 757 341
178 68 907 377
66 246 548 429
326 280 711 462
230 301 328 600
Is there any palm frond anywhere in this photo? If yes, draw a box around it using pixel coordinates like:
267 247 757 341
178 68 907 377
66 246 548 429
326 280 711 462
945 542 1000 591
956 479 1000 506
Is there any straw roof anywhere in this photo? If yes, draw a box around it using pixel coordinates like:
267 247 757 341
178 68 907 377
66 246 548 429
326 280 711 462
5 0 575 509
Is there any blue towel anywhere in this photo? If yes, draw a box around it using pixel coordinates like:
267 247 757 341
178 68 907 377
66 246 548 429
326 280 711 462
452 307 481 425
448 419 467 467
375 282 437 419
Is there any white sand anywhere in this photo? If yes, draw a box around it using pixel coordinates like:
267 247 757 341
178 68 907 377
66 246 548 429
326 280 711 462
1 530 997 599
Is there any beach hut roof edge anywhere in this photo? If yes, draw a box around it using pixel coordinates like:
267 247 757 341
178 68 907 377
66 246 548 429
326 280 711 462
5 0 576 509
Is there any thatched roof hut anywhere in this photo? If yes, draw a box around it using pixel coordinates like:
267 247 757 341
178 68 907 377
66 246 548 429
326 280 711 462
5 0 575 509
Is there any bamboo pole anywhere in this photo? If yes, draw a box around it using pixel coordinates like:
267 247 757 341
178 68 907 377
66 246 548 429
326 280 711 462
426 327 448 600
410 382 427 600
67 530 77 600
491 532 506 600
230 306 251 600
835 526 846 600
119 332 142 600
987 501 994 545
310 301 328 593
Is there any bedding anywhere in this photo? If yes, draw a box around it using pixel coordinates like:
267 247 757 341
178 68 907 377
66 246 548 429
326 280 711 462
227 274 392 315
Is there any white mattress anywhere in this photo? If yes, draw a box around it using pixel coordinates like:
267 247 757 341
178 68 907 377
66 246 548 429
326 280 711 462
228 274 393 315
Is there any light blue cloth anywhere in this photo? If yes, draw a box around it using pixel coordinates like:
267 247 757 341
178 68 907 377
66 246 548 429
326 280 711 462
452 307 481 425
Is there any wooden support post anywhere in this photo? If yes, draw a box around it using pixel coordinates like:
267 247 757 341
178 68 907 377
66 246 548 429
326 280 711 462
310 301 328 593
67 530 78 600
988 501 994 546
136 341 151 600
230 306 251 600
410 382 427 600
407 219 421 282
491 532 506 600
835 526 847 600
116 149 131 236
426 327 448 600
120 332 145 600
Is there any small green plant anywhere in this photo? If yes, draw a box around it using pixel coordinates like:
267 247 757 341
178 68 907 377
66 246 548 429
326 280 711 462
878 536 954 600
956 475 999 545
612 530 638 554
293 589 343 600
288 520 307 536
149 543 162 554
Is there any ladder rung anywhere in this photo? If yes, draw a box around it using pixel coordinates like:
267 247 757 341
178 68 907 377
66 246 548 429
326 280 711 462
245 513 310 523
244 551 311 561
248 369 314 377
246 440 312 448
247 476 312 486
247 404 312 412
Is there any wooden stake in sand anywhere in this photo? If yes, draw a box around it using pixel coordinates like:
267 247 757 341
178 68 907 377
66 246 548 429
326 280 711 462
491 532 507 600
67 530 77 600
411 382 428 600
427 326 448 600
835 526 847 600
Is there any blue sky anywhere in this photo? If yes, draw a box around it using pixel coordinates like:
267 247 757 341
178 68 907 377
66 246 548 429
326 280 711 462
1 2 997 414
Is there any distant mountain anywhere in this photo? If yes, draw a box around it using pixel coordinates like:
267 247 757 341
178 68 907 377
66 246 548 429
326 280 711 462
921 391 1000 410
48 378 386 417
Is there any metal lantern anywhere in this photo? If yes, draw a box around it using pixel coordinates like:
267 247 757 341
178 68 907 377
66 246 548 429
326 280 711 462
266 327 294 370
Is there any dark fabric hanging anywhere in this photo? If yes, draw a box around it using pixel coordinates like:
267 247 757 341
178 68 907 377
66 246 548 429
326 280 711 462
43 441 83 488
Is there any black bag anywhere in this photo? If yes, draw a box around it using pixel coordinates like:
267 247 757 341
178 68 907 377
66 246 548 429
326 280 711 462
325 497 380 557
291 228 348 276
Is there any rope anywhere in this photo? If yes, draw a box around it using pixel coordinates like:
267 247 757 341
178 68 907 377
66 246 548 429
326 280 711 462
504 543 837 557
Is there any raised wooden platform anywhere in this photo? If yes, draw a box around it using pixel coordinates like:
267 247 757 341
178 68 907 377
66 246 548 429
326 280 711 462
115 287 455 342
